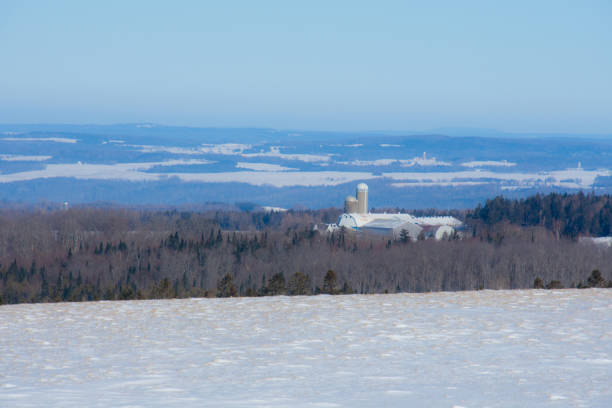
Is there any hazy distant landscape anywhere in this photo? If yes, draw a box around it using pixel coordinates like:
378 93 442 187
1 124 612 209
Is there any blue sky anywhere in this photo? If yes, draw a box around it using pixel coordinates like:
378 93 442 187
1 1 611 133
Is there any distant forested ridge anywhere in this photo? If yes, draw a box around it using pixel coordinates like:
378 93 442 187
470 192 612 238
1 194 611 305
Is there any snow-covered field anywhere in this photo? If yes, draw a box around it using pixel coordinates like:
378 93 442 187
1 290 611 407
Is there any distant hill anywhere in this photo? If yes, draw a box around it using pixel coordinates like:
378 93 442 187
1 124 611 209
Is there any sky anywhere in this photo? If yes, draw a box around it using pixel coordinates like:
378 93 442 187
0 1 611 133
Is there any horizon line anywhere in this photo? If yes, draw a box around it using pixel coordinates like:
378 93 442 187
1 122 612 138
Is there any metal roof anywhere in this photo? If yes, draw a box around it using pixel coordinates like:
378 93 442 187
338 212 462 229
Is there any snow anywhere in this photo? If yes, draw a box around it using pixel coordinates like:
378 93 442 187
399 152 451 167
202 143 251 155
0 154 52 162
579 237 612 247
0 159 214 183
338 213 462 229
461 160 517 168
236 162 297 171
242 146 331 163
1 137 78 143
1 290 609 407
261 206 288 213
414 216 463 226
338 212 418 228
0 160 608 189
175 171 376 187
0 159 374 186
385 168 610 189
127 143 251 155
338 159 398 166
391 181 489 188
337 154 451 167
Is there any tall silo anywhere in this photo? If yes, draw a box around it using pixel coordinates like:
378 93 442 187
344 196 358 213
356 183 368 214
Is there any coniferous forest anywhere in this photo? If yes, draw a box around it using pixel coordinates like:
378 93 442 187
1 192 611 304
471 192 612 238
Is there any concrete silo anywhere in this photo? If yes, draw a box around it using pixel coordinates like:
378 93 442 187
356 183 368 214
344 195 358 213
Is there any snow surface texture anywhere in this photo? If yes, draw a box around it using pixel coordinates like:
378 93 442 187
0 161 607 189
0 155 52 162
0 137 77 143
0 136 610 190
236 162 297 172
241 146 332 163
337 154 450 167
1 290 611 407
461 160 517 168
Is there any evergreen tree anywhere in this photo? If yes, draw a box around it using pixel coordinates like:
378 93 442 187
217 273 237 297
287 272 311 296
322 270 337 295
265 273 286 296
586 269 606 288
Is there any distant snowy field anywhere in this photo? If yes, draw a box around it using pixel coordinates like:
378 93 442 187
1 290 611 407
2 125 612 208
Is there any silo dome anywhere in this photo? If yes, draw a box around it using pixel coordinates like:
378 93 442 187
356 183 368 192
345 195 357 203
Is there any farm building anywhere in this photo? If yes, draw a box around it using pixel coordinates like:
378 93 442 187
329 183 463 241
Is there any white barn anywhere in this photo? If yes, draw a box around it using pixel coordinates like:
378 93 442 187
332 183 462 241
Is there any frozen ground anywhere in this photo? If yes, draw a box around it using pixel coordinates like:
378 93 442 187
1 290 611 407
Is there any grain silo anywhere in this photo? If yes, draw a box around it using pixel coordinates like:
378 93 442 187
344 195 358 213
356 183 368 214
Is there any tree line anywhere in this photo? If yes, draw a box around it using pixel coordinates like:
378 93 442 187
470 191 612 238
0 196 611 305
